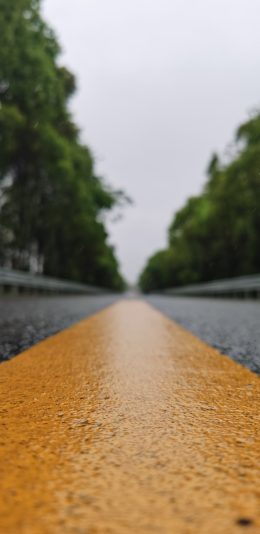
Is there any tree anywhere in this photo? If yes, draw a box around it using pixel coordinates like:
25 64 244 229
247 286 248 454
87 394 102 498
0 0 127 290
139 250 173 293
139 112 260 292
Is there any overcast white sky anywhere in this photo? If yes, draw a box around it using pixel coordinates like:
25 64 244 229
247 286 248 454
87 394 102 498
43 0 260 283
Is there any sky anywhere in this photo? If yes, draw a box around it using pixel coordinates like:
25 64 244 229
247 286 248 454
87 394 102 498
43 0 260 283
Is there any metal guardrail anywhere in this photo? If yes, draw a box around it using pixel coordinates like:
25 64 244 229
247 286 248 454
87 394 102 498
0 267 104 295
163 274 260 298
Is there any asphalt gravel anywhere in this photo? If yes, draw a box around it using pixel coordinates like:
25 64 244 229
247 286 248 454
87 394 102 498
146 295 260 374
0 293 259 374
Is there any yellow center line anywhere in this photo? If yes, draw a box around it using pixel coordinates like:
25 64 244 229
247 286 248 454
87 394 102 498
0 300 259 533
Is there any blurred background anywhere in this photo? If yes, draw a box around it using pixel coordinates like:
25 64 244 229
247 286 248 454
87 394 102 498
42 0 260 290
0 0 260 291
0 0 260 366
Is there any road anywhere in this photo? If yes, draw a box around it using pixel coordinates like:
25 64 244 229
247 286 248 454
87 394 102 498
0 293 259 374
146 295 260 374
0 301 259 533
0 294 119 362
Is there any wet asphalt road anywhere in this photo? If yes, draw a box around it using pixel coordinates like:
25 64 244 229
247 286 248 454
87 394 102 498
0 294 119 362
146 295 260 374
0 293 259 374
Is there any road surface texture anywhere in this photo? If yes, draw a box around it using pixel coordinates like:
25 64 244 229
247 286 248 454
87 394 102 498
1 293 260 375
0 294 119 362
146 295 260 374
0 301 259 533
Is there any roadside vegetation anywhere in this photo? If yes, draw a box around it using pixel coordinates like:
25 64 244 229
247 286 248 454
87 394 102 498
139 114 260 292
0 0 128 291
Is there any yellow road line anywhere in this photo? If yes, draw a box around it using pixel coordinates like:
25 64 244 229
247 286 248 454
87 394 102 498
0 301 259 533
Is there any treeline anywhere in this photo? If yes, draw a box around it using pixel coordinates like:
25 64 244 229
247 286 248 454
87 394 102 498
139 113 260 292
0 0 127 291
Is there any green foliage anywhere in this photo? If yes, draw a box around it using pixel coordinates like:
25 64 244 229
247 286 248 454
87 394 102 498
139 250 173 293
0 0 126 290
139 113 260 292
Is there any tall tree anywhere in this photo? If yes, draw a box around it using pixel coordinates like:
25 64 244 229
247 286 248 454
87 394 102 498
139 113 260 292
0 0 126 290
